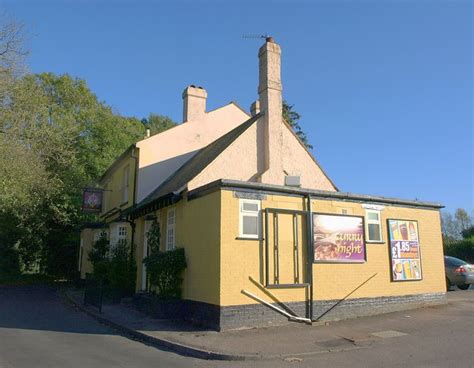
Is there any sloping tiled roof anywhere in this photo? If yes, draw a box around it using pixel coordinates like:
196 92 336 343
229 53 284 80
131 112 262 216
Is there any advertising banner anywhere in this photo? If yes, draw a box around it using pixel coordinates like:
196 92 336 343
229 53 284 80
82 189 103 213
313 214 366 263
388 219 422 281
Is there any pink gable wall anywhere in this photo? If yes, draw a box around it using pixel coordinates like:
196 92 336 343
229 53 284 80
188 118 337 192
135 103 250 202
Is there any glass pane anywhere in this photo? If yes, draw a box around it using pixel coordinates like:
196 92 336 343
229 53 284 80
367 212 379 221
242 202 259 212
368 224 381 241
243 216 258 235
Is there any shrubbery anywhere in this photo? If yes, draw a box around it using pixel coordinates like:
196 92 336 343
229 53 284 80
144 248 187 299
0 243 21 278
444 225 474 263
444 239 474 263
143 220 187 299
88 236 136 299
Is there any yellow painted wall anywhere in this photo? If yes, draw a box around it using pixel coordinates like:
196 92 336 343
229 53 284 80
100 150 138 223
220 189 445 307
134 191 222 305
79 229 94 279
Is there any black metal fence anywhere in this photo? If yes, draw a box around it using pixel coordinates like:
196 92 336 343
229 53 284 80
83 273 104 313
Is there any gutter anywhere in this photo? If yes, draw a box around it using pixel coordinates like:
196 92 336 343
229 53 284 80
189 179 444 210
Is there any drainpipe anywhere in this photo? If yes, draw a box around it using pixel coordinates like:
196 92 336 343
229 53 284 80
306 194 314 320
130 146 139 260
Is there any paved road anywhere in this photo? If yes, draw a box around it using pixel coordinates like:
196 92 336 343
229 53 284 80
0 285 204 368
0 285 472 368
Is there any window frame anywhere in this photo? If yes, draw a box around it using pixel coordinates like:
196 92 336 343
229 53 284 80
239 199 261 239
117 225 127 245
166 208 176 251
365 209 383 243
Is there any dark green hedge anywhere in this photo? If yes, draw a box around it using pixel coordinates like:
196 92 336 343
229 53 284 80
143 248 186 299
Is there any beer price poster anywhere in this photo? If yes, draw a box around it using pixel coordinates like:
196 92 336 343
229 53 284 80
388 219 422 281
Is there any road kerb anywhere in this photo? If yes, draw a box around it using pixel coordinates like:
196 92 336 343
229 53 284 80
60 289 366 361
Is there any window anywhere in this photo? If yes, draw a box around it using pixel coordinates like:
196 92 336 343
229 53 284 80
166 208 176 250
366 210 382 242
122 166 130 204
239 199 261 238
118 225 127 245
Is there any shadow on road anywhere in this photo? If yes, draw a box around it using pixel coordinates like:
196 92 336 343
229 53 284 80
0 284 115 335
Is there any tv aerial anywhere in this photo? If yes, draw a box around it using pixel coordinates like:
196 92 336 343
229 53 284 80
242 34 274 42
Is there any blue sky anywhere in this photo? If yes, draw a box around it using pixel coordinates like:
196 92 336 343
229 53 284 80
3 0 472 213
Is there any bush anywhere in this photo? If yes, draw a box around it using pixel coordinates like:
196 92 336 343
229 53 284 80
144 248 186 299
88 236 136 299
444 239 474 264
0 243 21 278
108 241 136 299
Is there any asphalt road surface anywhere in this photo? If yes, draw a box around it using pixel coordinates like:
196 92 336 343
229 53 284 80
0 285 472 368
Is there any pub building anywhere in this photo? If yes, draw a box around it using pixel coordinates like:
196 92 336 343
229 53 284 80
79 38 446 330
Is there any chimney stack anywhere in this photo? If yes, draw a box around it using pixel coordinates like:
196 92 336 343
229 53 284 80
182 85 207 122
258 37 283 178
250 100 260 116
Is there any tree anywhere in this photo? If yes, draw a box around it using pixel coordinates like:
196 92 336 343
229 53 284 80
0 71 176 276
441 209 473 241
0 16 27 98
442 208 474 263
141 114 176 137
455 208 472 233
441 211 458 240
282 101 313 150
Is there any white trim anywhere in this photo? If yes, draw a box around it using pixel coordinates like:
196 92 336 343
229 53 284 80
239 199 261 239
362 204 385 211
166 208 176 251
112 224 127 247
365 209 383 242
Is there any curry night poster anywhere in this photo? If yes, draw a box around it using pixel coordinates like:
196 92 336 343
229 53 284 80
313 214 366 263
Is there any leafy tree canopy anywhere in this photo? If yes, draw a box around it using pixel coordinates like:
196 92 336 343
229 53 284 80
0 70 176 274
142 114 176 137
283 100 313 150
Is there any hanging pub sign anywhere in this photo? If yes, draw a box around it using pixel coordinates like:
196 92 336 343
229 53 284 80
82 188 103 213
388 219 422 281
313 213 366 263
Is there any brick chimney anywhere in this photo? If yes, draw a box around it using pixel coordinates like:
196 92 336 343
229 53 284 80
182 85 207 122
258 37 283 180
